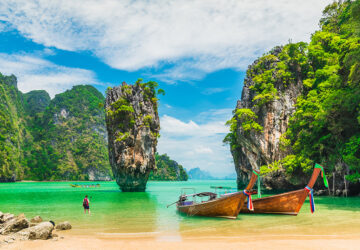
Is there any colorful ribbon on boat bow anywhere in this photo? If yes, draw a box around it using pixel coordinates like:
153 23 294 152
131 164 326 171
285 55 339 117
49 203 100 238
243 190 254 211
315 163 328 188
304 185 315 213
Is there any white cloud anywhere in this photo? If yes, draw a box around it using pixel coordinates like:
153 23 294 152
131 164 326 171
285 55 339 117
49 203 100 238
158 109 235 177
196 108 234 123
0 0 333 82
160 114 227 136
0 21 9 32
0 53 101 97
194 146 213 154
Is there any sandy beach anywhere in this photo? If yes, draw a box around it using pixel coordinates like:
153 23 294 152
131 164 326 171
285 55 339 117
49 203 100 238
5 231 360 250
4 224 360 250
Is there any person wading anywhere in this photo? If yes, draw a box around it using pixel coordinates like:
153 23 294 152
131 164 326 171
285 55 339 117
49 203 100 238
83 195 91 214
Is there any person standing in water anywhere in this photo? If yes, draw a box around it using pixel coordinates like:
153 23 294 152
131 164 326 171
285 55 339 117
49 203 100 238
83 195 91 214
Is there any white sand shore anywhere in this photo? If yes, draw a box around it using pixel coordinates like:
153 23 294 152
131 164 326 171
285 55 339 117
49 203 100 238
5 232 360 250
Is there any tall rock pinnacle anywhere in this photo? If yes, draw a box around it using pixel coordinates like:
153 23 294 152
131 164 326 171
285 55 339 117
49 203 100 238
105 80 160 191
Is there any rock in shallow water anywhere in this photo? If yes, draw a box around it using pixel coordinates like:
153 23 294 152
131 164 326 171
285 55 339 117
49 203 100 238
55 221 72 230
30 216 43 224
105 82 160 192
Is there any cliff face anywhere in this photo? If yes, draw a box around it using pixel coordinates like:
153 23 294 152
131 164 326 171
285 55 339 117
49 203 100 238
105 82 160 191
0 73 112 181
38 85 111 181
229 1 360 196
0 74 26 182
232 47 303 189
187 167 215 180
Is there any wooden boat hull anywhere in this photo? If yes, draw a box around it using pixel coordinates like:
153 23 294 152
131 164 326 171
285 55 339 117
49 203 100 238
177 170 259 219
240 189 308 215
177 192 246 219
240 167 324 215
70 184 101 188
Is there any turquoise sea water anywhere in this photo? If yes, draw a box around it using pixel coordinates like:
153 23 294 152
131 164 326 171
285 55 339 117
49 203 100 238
0 180 359 239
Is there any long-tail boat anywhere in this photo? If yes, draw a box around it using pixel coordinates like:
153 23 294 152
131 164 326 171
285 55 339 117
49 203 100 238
170 170 259 219
240 164 328 215
70 183 101 188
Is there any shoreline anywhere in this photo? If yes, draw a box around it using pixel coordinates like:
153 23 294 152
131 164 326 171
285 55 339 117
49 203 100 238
2 181 349 198
13 179 233 182
6 231 360 250
16 180 114 183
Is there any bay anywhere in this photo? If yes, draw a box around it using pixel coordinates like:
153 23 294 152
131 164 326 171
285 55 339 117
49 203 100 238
0 180 359 240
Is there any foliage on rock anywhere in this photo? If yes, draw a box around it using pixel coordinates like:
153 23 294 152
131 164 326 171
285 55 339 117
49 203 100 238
281 0 360 183
0 77 112 181
149 153 188 181
105 79 162 191
31 85 112 181
0 73 27 181
227 0 360 192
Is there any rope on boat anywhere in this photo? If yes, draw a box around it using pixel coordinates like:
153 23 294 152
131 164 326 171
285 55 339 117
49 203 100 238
304 185 315 213
243 190 254 211
315 163 329 188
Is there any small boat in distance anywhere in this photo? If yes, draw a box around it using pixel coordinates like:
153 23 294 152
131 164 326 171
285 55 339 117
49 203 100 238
169 171 259 219
240 164 328 215
70 183 101 188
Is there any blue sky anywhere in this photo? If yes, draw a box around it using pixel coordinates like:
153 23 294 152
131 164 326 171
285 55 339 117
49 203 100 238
0 0 332 177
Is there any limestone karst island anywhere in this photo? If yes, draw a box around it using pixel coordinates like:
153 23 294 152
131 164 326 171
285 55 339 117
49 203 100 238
0 1 359 249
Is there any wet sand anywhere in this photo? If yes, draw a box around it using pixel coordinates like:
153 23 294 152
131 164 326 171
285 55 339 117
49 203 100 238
6 230 360 250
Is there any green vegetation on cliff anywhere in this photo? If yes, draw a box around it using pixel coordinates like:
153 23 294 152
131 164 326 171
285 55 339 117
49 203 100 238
224 108 263 149
27 85 111 180
282 1 360 183
226 0 360 184
149 153 188 181
0 73 28 181
0 77 112 181
23 90 50 116
105 80 164 191
106 79 163 142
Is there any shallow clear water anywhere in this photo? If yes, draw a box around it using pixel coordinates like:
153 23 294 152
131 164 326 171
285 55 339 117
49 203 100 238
0 180 359 239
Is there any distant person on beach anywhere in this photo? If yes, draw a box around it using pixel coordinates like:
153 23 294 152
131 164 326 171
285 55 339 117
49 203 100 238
83 195 91 214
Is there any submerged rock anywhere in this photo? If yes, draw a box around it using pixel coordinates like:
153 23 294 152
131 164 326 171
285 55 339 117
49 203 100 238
30 216 43 224
105 81 160 191
55 221 72 230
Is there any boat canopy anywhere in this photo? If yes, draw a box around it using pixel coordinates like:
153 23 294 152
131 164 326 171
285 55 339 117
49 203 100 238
183 192 217 199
